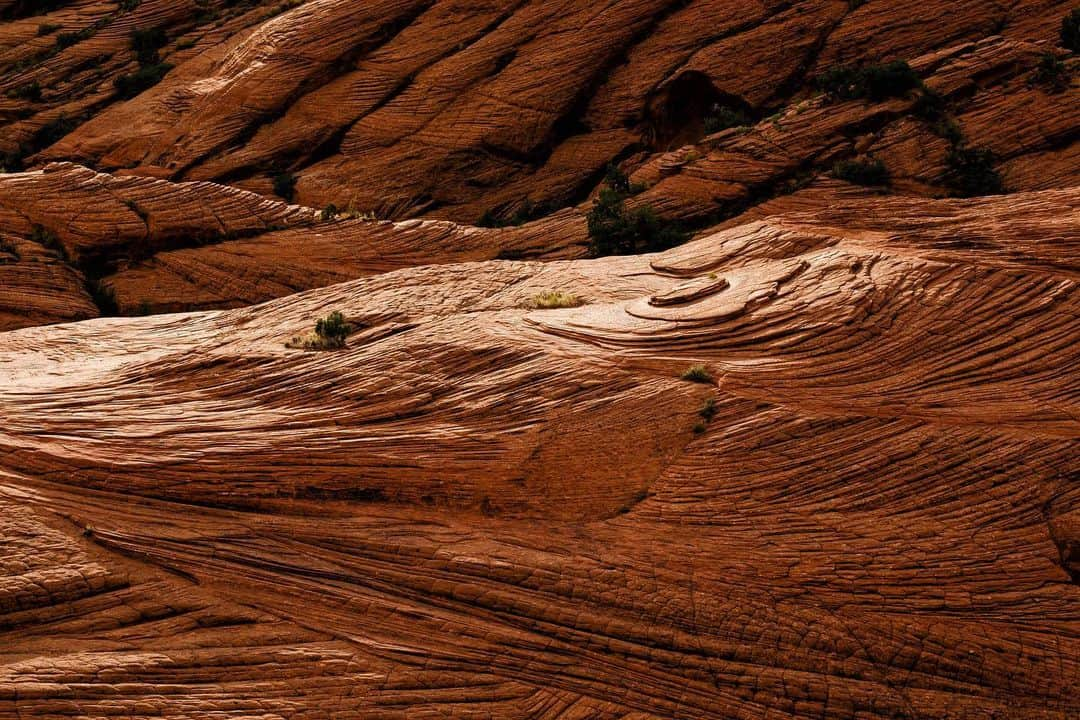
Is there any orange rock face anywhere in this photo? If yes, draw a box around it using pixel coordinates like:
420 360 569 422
1 1 1079 718
2 188 1078 718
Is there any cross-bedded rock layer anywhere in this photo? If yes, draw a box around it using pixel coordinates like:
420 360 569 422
0 1 1076 224
1 187 1077 718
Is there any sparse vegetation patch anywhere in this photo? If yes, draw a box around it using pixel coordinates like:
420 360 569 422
816 60 922 102
703 105 751 134
832 158 890 187
944 146 1004 197
1031 52 1070 93
529 291 583 309
1062 8 1080 52
587 166 688 257
681 365 714 384
286 310 353 350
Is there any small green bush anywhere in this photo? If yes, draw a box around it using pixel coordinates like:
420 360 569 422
131 26 168 65
602 164 646 196
320 204 339 221
7 81 41 102
1032 52 1070 92
273 172 297 201
832 158 890 187
698 398 717 422
704 105 751 134
114 62 173 98
681 365 714 384
315 311 350 342
944 147 1004 197
1062 8 1080 52
817 60 922 102
587 165 687 257
55 28 93 50
287 311 352 350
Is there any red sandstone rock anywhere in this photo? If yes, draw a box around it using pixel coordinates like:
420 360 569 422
0 1 1071 224
1 188 1078 718
1 2 1079 718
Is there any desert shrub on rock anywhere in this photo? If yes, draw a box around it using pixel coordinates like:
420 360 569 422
587 166 687 257
945 147 1004 197
704 105 751 134
1031 52 1070 93
681 365 714 384
286 311 352 350
832 158 890 187
273 172 297 201
817 60 921 101
1062 8 1080 52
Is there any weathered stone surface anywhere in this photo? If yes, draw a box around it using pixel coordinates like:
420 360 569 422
0 188 1077 718
1 2 1078 717
0 1 1073 224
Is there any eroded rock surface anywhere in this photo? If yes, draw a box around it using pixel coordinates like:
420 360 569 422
1 188 1077 718
0 0 1074 224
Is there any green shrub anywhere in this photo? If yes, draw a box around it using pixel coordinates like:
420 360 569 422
529 291 583 309
586 166 687 257
0 238 19 263
1062 8 1080 52
930 117 964 145
698 398 717 421
1032 52 1070 92
315 311 350 342
817 60 921 102
602 164 645 196
703 105 751 134
7 81 41 102
272 172 297 201
320 204 339 221
287 311 352 350
944 147 1004 197
832 158 890 187
114 62 173 98
55 28 93 50
131 26 168 65
680 365 714 384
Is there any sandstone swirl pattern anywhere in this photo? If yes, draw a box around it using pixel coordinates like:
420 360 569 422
1 188 1077 718
1 0 1078 717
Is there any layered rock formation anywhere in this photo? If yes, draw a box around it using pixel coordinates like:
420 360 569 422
0 0 1076 330
2 1 1079 718
1 188 1078 718
0 0 1075 223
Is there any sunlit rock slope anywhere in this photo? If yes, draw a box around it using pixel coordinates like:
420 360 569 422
1 187 1077 718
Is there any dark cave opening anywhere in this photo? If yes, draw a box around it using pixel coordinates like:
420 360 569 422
644 71 754 151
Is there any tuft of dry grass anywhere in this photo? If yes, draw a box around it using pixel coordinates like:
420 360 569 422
680 365 714 384
285 332 346 351
529 291 584 309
